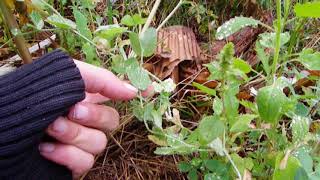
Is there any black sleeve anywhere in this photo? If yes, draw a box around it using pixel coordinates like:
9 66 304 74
0 49 86 180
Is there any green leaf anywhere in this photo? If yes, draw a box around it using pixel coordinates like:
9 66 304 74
257 85 287 124
198 116 225 144
188 169 198 180
203 160 231 180
129 28 157 57
295 148 313 174
231 154 254 176
140 28 157 57
216 17 260 40
31 0 47 9
121 14 147 26
298 48 320 71
294 2 320 18
224 84 240 125
256 42 270 76
259 32 291 49
213 97 223 116
294 167 309 180
29 11 44 30
121 15 135 26
291 116 310 143
82 43 101 66
111 55 126 74
73 8 92 40
126 58 151 90
295 102 309 117
192 82 216 96
273 153 301 180
230 114 257 133
132 14 147 25
233 58 251 74
95 25 127 41
178 162 192 172
46 14 76 29
208 138 224 156
129 32 142 56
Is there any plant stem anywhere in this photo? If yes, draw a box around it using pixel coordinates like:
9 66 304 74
140 0 161 36
270 0 282 82
157 0 184 31
0 1 32 64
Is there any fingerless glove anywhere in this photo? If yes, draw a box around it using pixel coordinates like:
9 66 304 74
0 49 86 180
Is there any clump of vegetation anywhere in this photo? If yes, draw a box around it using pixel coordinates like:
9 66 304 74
1 0 320 179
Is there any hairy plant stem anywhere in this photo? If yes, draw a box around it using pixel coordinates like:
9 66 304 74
270 0 282 83
0 1 32 64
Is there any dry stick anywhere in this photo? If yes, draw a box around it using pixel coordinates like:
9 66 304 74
0 1 32 64
140 0 162 36
156 0 184 31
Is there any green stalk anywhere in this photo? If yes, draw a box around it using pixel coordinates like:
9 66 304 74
270 0 282 83
0 1 32 64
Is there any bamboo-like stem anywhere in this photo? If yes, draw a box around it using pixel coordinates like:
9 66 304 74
140 0 161 36
0 1 32 64
157 0 184 31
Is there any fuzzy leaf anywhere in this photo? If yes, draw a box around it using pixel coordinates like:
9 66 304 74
291 116 310 143
233 58 252 74
213 97 223 116
46 14 76 29
126 58 151 90
259 32 291 49
178 162 192 172
298 48 320 71
216 17 260 40
230 114 257 133
30 11 44 30
140 28 157 57
257 85 287 124
273 154 301 180
121 15 135 26
73 8 92 40
198 116 225 144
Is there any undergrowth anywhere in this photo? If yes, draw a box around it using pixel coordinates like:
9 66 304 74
1 0 320 180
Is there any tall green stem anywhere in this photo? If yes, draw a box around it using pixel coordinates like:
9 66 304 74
0 1 32 64
270 0 282 82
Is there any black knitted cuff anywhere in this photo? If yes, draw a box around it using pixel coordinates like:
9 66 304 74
0 49 86 180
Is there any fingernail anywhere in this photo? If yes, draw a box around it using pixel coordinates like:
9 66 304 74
39 143 55 153
51 118 67 134
124 83 138 93
73 104 89 121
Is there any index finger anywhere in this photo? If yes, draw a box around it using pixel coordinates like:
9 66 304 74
74 60 138 100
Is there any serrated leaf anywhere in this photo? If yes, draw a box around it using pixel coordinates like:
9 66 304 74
188 169 198 180
224 84 240 125
73 8 92 40
46 14 76 29
294 2 320 18
230 114 257 133
259 32 291 49
233 58 252 74
198 116 225 144
257 85 287 124
291 116 310 143
82 43 101 66
298 48 320 71
30 11 44 30
216 17 260 40
192 82 216 96
126 58 151 90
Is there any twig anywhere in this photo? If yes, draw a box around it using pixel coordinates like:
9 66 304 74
157 0 184 31
0 1 32 64
140 0 161 36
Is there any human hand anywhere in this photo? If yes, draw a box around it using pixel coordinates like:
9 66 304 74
38 60 149 178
